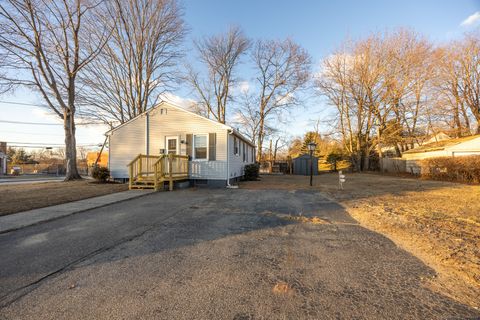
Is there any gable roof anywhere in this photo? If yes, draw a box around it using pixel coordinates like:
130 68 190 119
293 154 319 160
403 134 480 154
105 100 255 148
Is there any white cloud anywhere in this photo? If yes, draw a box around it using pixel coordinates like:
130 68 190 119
460 11 480 27
238 81 250 93
31 107 61 123
160 92 196 109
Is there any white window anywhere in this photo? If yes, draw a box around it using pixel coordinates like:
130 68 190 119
194 134 208 160
234 137 239 155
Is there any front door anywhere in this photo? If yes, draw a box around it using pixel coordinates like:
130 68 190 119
166 136 178 155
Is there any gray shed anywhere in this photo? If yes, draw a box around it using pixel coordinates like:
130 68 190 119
293 154 319 175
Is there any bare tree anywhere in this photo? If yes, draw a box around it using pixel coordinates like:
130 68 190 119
79 0 186 124
187 26 250 124
0 52 12 94
0 0 109 180
382 29 433 153
251 38 311 161
318 30 436 170
434 46 472 137
233 91 261 143
457 33 480 134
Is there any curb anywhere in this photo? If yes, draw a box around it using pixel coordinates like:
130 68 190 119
0 191 155 235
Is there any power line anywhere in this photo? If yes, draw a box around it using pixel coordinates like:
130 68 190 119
0 119 106 126
8 144 103 148
0 100 49 108
0 130 62 137
7 141 102 145
6 141 65 145
0 120 61 126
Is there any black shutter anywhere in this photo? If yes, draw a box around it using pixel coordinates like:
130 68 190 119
209 133 216 161
186 134 193 158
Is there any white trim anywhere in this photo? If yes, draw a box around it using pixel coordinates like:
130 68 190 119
105 100 256 148
192 133 209 161
106 101 230 135
166 136 179 155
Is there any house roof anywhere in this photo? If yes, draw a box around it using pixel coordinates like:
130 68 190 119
293 154 319 160
105 100 255 148
403 134 480 154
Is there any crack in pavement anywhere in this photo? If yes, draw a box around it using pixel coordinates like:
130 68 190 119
0 204 192 309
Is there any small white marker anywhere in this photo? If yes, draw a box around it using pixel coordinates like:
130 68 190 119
339 170 346 190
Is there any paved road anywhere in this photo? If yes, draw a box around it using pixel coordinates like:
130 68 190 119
0 177 65 185
0 188 478 319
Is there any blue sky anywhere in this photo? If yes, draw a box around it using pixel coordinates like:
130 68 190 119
1 0 479 150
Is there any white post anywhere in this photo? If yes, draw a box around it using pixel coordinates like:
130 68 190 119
339 170 346 190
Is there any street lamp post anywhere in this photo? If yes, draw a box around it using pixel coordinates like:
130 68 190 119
307 142 317 186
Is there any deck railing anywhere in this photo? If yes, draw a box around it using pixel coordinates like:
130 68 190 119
128 154 189 190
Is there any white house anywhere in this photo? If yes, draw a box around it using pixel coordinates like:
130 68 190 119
402 134 480 174
106 101 256 187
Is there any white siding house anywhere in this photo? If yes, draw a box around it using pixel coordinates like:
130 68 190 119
402 134 480 174
107 101 255 187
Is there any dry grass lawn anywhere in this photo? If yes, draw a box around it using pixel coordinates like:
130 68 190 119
240 173 480 308
0 180 128 216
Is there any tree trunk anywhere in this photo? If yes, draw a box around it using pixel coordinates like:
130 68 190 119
64 112 81 181
363 155 370 172
256 117 265 162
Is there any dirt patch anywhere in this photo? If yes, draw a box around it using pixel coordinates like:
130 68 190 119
241 173 480 308
272 281 293 294
0 180 128 216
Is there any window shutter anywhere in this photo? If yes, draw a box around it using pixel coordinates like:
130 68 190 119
208 133 216 161
186 134 193 157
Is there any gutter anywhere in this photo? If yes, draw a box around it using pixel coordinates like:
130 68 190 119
226 129 231 187
225 129 238 189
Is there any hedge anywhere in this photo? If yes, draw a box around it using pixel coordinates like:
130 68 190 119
243 163 260 181
92 166 110 183
421 156 480 184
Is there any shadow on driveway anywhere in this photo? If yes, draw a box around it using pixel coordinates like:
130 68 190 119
0 187 478 319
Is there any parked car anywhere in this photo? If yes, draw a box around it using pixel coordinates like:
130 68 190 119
10 166 22 175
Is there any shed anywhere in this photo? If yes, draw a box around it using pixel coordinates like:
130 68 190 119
293 154 319 176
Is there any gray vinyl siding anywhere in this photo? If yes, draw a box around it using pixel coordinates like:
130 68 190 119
108 103 229 180
228 134 255 179
109 116 146 178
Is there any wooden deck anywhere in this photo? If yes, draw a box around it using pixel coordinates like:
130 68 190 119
128 154 189 191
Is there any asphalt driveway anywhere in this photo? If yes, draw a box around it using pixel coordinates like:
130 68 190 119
0 187 478 319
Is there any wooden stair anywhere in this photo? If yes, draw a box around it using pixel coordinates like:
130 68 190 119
128 154 189 191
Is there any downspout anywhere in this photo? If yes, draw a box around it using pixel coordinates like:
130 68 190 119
226 129 239 189
145 113 150 156
226 129 231 187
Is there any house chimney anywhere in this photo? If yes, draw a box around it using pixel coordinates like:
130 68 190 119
0 142 6 154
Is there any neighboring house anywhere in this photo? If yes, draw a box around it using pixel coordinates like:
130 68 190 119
107 101 256 187
86 151 109 167
381 132 452 157
0 142 7 175
423 131 451 144
402 134 480 174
